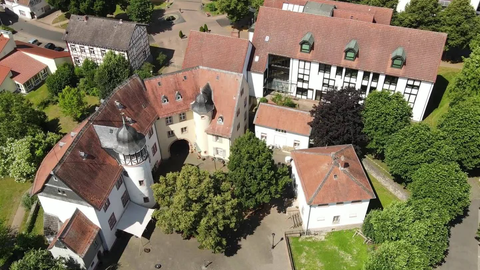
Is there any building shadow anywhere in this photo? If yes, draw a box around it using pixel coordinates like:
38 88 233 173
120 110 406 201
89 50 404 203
147 9 174 35
97 232 132 270
422 74 449 120
150 46 174 73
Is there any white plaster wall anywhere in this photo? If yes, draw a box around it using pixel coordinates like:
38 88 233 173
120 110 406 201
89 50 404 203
396 0 410 12
248 31 254 42
242 43 253 81
22 53 71 74
68 43 127 67
193 111 212 156
207 134 231 159
155 112 196 159
50 246 85 269
145 123 162 170
255 125 309 149
412 81 434 121
248 72 264 97
12 5 32 18
123 160 155 208
0 75 16 92
38 195 98 226
306 201 370 230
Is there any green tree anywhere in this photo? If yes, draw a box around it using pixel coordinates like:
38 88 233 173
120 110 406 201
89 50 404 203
127 0 154 23
58 86 88 121
75 59 99 96
46 63 77 96
411 162 470 222
438 98 480 170
394 0 442 31
152 166 241 252
10 249 66 270
309 87 367 155
448 47 480 103
134 62 155 79
0 92 47 145
156 52 167 68
228 131 290 210
440 0 480 52
384 123 456 183
408 198 451 225
364 240 429 270
216 0 250 22
0 220 15 265
94 51 131 98
46 0 70 11
362 91 412 157
360 0 398 9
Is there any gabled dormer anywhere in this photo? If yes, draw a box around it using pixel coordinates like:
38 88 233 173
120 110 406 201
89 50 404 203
299 32 314 53
391 47 406 69
344 39 359 61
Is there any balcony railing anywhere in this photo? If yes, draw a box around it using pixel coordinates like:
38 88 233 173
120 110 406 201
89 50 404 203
265 78 294 94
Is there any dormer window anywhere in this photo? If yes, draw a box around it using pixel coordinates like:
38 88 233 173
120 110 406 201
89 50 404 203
391 47 406 69
299 32 314 53
217 116 224 125
161 95 168 104
344 39 359 61
175 91 182 101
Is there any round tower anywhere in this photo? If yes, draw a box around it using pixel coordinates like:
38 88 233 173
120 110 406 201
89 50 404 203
113 120 155 208
191 86 215 156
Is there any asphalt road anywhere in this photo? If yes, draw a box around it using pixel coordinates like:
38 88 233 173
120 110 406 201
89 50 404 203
0 10 65 47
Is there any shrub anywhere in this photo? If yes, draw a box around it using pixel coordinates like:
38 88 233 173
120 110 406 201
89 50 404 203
259 97 268 103
200 25 205 32
203 23 209 32
179 30 184 38
21 194 38 210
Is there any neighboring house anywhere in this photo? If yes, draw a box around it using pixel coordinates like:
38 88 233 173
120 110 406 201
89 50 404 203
397 0 480 13
64 15 151 70
4 0 52 19
182 31 252 83
253 102 312 150
291 145 376 231
0 31 71 93
144 66 249 159
248 5 447 121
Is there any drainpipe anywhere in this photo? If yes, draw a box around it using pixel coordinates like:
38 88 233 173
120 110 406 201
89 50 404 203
305 205 311 235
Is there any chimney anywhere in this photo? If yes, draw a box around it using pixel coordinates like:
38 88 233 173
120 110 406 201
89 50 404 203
339 155 349 170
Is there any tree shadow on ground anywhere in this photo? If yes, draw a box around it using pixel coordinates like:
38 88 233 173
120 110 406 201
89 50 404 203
449 206 470 228
423 75 449 120
443 49 470 63
44 118 61 134
97 232 132 270
147 10 174 35
114 13 129 20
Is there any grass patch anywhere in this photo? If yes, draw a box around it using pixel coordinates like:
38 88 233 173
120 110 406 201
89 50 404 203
366 155 391 177
368 172 399 208
155 2 169 9
423 66 461 128
114 5 126 16
52 13 68 24
289 230 369 270
0 178 31 225
32 207 44 235
58 23 69 30
26 83 49 107
204 2 222 15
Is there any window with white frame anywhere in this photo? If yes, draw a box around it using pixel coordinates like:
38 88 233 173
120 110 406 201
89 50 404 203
336 67 344 78
148 127 154 138
121 190 129 207
70 45 77 52
139 180 145 186
108 213 117 230
244 111 247 121
261 133 267 140
215 147 226 157
318 63 331 75
237 123 240 131
297 60 310 89
103 198 110 212
179 112 186 121
167 130 175 138
317 216 325 221
293 140 300 148
101 49 106 56
332 215 340 224
213 136 222 143
151 143 158 156
349 213 357 218
165 116 173 125
74 57 81 65
343 68 357 89
89 48 95 55
244 96 247 108
236 108 240 117
383 76 398 93
370 73 380 90
80 46 85 53
404 79 420 107
181 127 187 134
115 176 123 190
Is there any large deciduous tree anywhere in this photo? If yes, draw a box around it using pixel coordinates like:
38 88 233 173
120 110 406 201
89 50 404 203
46 63 77 97
309 87 367 155
360 0 398 9
0 92 47 145
0 220 15 265
447 47 480 104
95 51 131 98
134 62 155 79
384 123 456 183
227 131 290 210
364 240 429 270
394 0 442 31
362 91 412 158
440 0 480 52
47 0 116 16
58 86 87 121
127 0 154 23
438 98 480 170
410 162 470 223
216 0 250 22
152 166 241 253
75 58 99 96
10 249 66 270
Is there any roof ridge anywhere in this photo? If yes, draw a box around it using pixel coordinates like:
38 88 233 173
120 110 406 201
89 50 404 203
308 164 334 204
342 169 376 198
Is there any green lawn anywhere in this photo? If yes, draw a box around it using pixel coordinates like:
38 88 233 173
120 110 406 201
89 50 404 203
32 207 44 235
52 13 68 24
368 172 399 208
289 230 369 270
26 83 99 133
423 66 461 127
0 178 31 225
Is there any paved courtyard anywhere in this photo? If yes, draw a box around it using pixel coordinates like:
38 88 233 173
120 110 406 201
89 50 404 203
117 206 293 270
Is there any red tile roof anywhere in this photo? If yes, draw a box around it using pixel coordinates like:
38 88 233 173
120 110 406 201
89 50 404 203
254 103 312 136
291 145 375 205
0 66 12 85
15 41 71 59
182 31 250 74
144 67 243 138
263 0 393 24
250 7 446 83
0 50 47 84
48 209 100 258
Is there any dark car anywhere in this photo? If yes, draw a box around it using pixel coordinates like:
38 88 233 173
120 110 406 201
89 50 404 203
44 43 56 50
53 47 64 51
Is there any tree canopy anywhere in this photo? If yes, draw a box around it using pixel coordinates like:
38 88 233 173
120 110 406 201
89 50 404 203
216 0 251 22
384 123 456 183
309 87 366 155
438 98 480 171
95 51 131 98
152 166 241 253
47 0 117 17
440 0 480 52
227 131 290 210
411 162 470 223
447 48 480 104
362 91 412 157
127 0 154 23
75 59 99 96
46 63 77 97
364 240 429 270
394 0 442 31
360 0 398 9
134 62 155 79
0 92 47 145
10 249 66 270
58 86 87 121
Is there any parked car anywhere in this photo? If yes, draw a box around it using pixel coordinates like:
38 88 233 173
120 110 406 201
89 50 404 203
54 47 64 51
28 39 39 45
44 43 56 50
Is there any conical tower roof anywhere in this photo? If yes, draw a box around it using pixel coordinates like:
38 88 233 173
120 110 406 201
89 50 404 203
191 83 214 115
113 117 146 155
